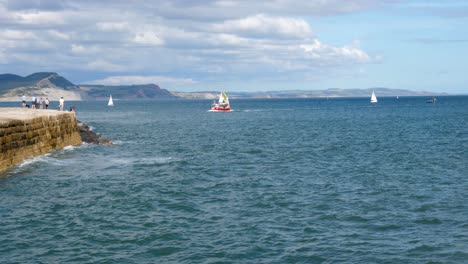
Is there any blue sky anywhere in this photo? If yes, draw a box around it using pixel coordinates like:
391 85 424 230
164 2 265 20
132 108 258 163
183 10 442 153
0 0 467 93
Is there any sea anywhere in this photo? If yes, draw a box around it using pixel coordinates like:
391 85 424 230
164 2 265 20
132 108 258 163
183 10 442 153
0 96 467 263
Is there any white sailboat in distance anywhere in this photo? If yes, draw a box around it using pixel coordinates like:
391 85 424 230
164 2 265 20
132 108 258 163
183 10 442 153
370 90 378 104
108 95 114 106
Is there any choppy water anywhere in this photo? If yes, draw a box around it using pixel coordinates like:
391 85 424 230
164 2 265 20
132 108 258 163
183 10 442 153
1 96 467 263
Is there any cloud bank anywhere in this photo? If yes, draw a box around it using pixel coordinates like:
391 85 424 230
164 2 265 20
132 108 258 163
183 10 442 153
0 0 386 90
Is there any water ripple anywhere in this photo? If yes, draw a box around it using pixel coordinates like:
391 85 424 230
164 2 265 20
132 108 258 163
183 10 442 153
1 97 467 263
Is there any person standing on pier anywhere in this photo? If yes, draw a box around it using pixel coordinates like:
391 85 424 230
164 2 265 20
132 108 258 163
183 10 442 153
21 94 26 108
59 97 64 111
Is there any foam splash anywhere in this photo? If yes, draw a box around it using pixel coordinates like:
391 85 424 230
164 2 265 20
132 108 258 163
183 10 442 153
135 157 178 165
63 145 75 151
111 140 124 145
12 144 88 172
108 156 180 166
17 153 52 168
208 110 234 112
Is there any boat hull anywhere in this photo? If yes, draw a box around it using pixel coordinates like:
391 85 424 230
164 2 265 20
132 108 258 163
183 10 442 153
210 107 231 112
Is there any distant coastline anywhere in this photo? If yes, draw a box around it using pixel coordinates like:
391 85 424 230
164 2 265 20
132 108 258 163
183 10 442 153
172 88 449 100
0 72 451 101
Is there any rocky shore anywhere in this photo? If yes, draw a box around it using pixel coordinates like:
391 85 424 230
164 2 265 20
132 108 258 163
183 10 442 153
77 121 112 145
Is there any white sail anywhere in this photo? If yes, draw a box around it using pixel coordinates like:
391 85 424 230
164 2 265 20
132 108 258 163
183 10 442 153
108 95 114 106
218 92 229 104
370 90 378 103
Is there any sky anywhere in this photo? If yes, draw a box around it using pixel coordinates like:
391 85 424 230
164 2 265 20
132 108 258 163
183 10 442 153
0 0 467 93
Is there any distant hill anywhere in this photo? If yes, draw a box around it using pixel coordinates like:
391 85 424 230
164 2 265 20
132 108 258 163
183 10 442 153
174 88 447 100
0 72 78 91
0 72 176 101
79 84 175 100
0 72 82 101
0 72 448 102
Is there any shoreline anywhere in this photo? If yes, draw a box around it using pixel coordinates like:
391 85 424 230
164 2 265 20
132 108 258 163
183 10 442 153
0 108 82 172
0 107 111 172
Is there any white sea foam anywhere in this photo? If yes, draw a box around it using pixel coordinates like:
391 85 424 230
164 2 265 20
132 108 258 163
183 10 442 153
107 156 179 166
63 145 75 151
135 157 177 165
108 157 135 165
12 144 90 172
17 153 52 168
208 110 234 112
243 109 264 112
111 140 124 145
59 144 92 153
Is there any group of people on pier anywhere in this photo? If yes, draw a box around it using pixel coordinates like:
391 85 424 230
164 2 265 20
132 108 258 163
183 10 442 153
21 94 66 111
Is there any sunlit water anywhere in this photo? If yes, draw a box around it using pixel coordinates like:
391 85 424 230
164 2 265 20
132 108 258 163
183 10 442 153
1 97 467 263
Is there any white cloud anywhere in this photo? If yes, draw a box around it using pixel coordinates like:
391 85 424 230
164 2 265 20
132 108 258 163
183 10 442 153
97 22 129 32
300 39 372 64
133 31 164 45
70 44 103 55
213 14 313 38
210 33 250 46
87 60 127 72
0 49 7 64
214 1 239 8
70 44 86 54
300 39 324 53
0 0 380 90
0 29 38 49
48 30 70 40
336 46 371 63
1 29 36 40
88 75 195 85
14 10 65 25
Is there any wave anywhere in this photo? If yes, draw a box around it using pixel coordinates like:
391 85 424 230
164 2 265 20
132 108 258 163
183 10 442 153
110 140 125 145
16 153 52 169
242 108 296 112
63 145 76 151
135 157 179 165
10 144 91 173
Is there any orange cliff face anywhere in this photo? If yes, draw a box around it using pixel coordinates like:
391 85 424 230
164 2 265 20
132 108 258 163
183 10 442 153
0 108 82 172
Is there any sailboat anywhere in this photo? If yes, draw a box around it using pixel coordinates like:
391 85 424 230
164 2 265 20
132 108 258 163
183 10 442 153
108 95 114 106
370 90 378 104
210 91 231 112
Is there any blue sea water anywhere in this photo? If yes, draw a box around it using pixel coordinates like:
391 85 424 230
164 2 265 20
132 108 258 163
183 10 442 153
0 96 467 263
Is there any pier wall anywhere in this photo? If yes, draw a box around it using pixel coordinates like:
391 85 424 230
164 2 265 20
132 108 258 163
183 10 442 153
0 108 82 172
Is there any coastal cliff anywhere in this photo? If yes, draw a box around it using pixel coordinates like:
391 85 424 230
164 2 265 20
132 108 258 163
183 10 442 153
0 72 176 101
0 108 82 172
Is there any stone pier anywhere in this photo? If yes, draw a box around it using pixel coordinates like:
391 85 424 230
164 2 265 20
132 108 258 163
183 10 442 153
0 108 82 172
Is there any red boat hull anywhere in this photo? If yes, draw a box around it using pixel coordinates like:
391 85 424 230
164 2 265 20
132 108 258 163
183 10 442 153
210 107 231 112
